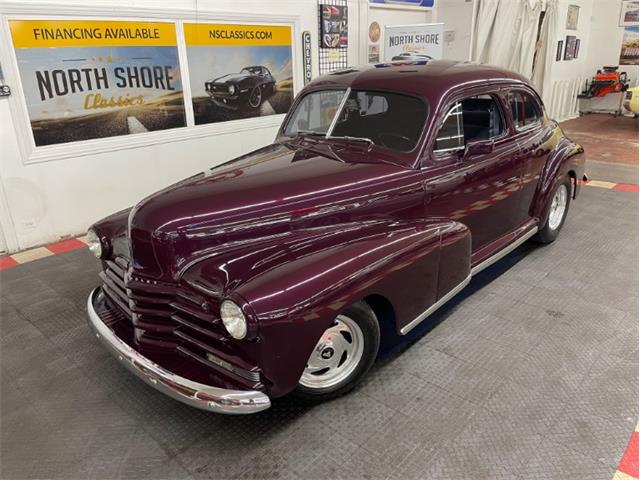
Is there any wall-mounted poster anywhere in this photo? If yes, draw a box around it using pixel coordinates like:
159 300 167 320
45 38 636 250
556 40 564 61
620 25 639 65
564 35 577 60
383 23 443 62
574 38 580 59
368 21 381 43
368 44 380 63
566 5 580 30
320 4 348 48
9 20 185 147
369 0 435 7
620 1 639 26
184 23 293 125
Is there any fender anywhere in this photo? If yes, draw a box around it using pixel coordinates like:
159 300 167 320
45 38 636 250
531 130 585 219
179 219 469 397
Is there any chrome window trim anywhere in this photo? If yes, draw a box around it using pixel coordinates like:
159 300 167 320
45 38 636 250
325 87 352 138
432 93 509 156
508 90 542 132
433 101 464 154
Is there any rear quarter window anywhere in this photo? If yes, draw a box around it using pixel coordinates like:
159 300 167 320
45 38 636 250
509 91 541 129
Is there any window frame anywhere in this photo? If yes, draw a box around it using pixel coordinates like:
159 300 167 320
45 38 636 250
507 88 543 133
432 101 465 154
280 87 349 137
430 89 510 161
279 86 430 155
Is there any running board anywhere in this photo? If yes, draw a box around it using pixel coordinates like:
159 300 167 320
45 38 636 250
400 226 538 335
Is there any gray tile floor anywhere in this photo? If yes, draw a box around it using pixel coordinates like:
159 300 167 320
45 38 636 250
1 185 637 480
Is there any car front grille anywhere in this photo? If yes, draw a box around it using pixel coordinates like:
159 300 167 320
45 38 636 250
99 257 261 385
206 83 223 93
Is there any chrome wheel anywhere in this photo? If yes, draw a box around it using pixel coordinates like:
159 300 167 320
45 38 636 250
548 184 568 230
248 87 262 108
299 315 365 390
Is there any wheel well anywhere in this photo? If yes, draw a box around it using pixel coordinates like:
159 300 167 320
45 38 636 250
567 170 577 198
362 294 396 335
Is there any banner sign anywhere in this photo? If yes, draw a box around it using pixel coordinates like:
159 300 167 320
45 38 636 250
302 31 312 85
184 23 293 125
9 20 186 146
383 23 443 62
620 25 639 65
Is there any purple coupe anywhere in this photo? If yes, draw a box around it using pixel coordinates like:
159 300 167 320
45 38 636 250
86 60 586 414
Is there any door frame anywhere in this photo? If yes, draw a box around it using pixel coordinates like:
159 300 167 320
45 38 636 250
0 172 19 253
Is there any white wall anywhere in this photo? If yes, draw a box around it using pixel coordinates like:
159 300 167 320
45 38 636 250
545 0 595 121
545 0 638 120
582 0 638 112
432 0 473 61
0 0 361 252
5 0 627 253
366 4 433 61
364 1 472 62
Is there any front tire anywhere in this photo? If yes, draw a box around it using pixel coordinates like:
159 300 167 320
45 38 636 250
247 86 262 110
293 302 380 401
534 176 571 244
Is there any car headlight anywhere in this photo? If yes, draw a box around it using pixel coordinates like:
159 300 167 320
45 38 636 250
220 300 247 339
86 229 103 259
228 85 236 95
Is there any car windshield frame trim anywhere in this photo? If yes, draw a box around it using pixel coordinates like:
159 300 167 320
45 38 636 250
325 87 352 138
282 87 429 157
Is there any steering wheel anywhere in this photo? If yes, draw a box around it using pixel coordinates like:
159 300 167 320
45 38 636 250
378 132 413 151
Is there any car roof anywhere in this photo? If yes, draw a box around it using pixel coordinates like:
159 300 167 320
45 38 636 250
305 60 536 106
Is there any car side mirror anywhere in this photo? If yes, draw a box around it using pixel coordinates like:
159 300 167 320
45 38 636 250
464 139 494 158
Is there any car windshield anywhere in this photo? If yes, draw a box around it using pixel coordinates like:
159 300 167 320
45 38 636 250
283 89 427 152
242 67 261 74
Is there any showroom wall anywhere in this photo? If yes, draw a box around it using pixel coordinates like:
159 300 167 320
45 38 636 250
0 0 473 253
432 0 474 61
583 0 639 112
365 4 433 62
0 0 633 252
544 0 638 120
543 0 595 120
0 0 360 252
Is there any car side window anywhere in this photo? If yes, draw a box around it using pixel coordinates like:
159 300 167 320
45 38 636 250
434 94 505 154
509 91 541 129
434 102 464 152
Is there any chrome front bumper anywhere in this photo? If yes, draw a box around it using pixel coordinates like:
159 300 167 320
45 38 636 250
86 288 271 414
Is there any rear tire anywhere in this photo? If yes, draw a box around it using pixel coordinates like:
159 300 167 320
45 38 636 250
293 302 380 402
534 176 571 244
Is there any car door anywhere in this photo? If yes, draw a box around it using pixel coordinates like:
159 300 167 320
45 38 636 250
507 89 555 222
421 87 524 252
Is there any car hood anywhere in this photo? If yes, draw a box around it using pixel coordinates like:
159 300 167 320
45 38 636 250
118 142 420 282
211 72 250 84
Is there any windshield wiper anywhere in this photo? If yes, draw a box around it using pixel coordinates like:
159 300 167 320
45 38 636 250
326 135 375 150
295 129 326 137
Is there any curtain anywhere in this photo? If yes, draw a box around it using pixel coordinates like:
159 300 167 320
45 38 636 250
532 0 559 104
471 0 544 78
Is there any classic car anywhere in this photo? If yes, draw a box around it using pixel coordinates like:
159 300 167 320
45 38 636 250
86 60 586 414
205 65 275 110
391 51 433 62
623 86 639 117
